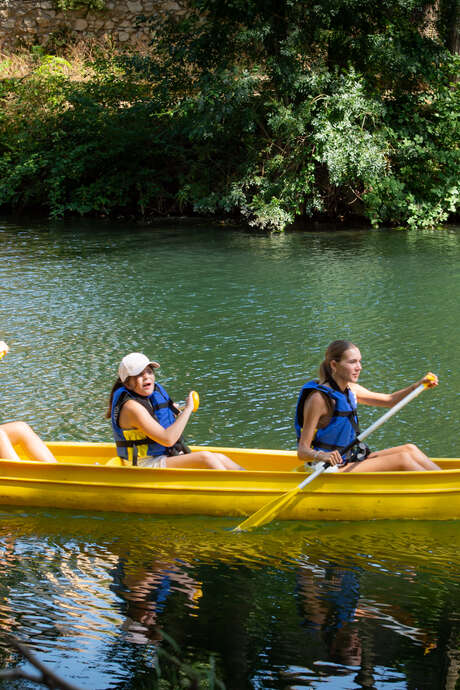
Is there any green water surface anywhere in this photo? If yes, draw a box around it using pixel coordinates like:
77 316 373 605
0 218 459 689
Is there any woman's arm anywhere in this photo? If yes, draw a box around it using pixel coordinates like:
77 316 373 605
297 391 343 466
350 372 438 408
119 392 195 447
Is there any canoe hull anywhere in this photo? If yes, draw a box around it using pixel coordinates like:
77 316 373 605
0 443 458 521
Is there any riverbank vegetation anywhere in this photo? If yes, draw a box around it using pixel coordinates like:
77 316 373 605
0 0 458 230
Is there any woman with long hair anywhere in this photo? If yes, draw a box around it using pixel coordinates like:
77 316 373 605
295 340 440 472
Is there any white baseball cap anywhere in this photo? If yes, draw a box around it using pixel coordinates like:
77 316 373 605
118 352 160 382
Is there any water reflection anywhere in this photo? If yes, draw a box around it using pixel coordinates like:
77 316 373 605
293 560 444 689
297 563 362 664
111 556 202 645
0 510 458 688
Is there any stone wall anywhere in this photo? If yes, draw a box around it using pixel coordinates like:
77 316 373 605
0 0 185 51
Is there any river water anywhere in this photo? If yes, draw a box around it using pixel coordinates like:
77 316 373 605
0 217 459 689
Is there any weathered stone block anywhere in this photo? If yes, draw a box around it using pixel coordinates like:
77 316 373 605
127 2 142 12
74 18 88 31
163 1 181 10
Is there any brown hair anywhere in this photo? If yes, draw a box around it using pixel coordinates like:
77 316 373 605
106 377 124 418
105 365 157 418
319 340 357 383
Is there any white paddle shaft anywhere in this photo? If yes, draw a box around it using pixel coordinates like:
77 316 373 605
356 383 426 442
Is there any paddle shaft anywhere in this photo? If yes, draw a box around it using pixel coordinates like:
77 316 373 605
345 382 427 447
284 382 428 492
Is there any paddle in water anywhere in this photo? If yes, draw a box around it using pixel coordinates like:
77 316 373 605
232 376 436 532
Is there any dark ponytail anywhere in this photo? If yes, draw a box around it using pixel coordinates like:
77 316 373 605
319 340 356 383
106 377 124 418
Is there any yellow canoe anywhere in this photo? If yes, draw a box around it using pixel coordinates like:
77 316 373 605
0 442 458 521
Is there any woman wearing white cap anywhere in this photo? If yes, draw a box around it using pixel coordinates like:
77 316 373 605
106 352 244 470
0 341 57 463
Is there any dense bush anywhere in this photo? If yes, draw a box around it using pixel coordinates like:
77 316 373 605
0 1 458 229
53 0 105 10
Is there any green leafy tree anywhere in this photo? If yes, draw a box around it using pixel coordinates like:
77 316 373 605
0 1 458 229
134 0 459 229
53 0 105 10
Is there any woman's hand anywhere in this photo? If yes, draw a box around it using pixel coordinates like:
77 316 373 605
315 449 344 466
184 391 196 413
419 372 438 389
177 391 199 413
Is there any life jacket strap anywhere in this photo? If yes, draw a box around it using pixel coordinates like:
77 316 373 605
313 440 345 451
115 439 150 447
152 400 177 412
116 438 150 467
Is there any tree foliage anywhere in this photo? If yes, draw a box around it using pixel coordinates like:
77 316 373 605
53 0 105 10
0 1 458 229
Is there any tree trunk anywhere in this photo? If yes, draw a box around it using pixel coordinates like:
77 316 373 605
442 0 460 54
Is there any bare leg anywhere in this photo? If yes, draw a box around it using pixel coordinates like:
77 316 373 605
165 451 244 470
0 429 21 460
367 443 439 468
340 444 440 473
0 421 57 463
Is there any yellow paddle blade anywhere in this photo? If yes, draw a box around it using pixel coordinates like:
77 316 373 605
232 463 329 532
232 486 302 532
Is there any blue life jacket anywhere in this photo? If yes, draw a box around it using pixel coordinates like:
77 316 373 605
294 380 360 459
111 382 178 464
